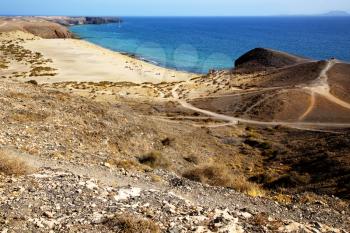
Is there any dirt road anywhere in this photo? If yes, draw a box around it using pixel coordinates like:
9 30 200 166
171 65 350 130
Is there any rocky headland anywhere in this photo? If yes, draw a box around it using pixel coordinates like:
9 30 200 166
0 16 122 39
42 16 122 26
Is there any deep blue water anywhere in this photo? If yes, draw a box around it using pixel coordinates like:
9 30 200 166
70 17 350 73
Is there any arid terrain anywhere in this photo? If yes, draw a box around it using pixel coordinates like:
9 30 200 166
0 17 349 232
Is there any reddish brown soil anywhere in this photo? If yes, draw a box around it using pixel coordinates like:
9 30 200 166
328 63 350 103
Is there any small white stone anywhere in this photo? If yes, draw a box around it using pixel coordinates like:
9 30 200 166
86 180 98 190
240 212 252 219
91 213 105 224
114 187 141 201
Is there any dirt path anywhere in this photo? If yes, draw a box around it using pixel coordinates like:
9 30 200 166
306 60 350 110
171 75 350 130
299 91 315 121
191 87 283 100
172 84 238 124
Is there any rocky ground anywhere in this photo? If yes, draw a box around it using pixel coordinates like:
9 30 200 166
0 80 349 233
1 164 349 232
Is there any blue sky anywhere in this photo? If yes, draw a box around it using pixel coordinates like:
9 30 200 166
1 0 350 16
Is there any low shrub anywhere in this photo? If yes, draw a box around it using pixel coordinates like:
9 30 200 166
107 159 141 171
104 214 160 233
266 172 311 189
26 80 38 85
244 138 271 150
183 164 265 197
138 151 170 169
0 149 32 176
183 155 199 164
29 66 57 77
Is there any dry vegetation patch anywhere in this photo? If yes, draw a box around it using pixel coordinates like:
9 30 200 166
0 38 57 78
10 110 50 122
29 66 57 77
138 151 171 169
104 214 160 233
183 163 265 197
0 61 9 69
106 158 146 171
0 149 32 176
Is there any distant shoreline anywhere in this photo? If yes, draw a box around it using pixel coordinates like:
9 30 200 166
3 16 350 73
74 36 204 75
70 25 206 74
69 17 350 74
18 31 197 84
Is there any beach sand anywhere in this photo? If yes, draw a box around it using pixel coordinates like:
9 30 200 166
22 37 196 84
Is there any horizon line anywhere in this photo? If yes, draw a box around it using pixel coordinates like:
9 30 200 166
1 14 350 17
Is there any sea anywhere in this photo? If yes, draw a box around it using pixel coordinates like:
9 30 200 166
70 17 350 73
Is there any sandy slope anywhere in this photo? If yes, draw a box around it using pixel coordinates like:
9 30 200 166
0 17 72 38
23 38 196 84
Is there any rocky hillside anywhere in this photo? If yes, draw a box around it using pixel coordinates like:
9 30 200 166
0 16 121 38
0 80 349 232
41 16 122 26
234 48 309 71
0 17 72 38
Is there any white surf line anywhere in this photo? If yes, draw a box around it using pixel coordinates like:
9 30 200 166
171 80 350 129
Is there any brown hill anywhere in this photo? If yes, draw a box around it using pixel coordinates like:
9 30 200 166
0 17 72 38
170 49 350 199
190 53 350 124
234 48 310 71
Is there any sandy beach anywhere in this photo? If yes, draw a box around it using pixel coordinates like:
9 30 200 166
22 36 196 84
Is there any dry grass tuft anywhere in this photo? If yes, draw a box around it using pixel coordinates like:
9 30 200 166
29 66 57 77
183 155 199 164
0 62 9 69
298 192 329 205
252 212 284 231
183 163 265 197
266 171 311 189
104 214 160 233
138 151 171 169
274 193 293 204
0 149 32 176
10 110 49 122
150 174 162 183
106 159 143 171
26 79 38 85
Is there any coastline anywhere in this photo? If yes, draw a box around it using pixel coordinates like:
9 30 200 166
0 16 198 85
71 30 205 75
21 33 197 84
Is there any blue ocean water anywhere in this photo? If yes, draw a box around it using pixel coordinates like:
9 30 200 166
70 17 350 73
